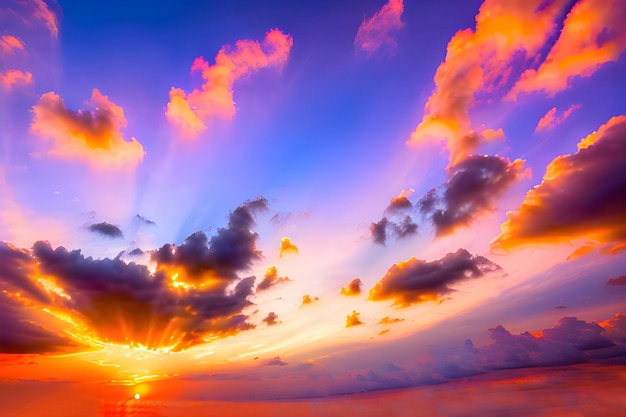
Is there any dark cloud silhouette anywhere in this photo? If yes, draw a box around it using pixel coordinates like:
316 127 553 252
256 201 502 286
369 249 504 306
262 312 280 326
370 216 418 245
420 155 525 236
340 278 362 296
267 356 288 366
127 248 144 257
135 214 155 226
370 217 390 245
492 116 626 253
88 222 123 238
606 276 626 286
0 198 269 352
346 311 363 328
257 266 291 291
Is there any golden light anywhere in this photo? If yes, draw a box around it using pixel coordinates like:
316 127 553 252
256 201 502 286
134 393 141 400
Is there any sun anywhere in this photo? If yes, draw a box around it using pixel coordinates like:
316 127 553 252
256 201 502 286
134 393 141 400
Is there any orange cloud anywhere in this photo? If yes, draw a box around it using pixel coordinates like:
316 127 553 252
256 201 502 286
345 311 363 328
508 0 626 99
166 29 293 138
408 0 568 167
340 278 362 296
279 237 299 257
30 89 145 169
0 69 32 90
491 115 626 253
0 35 25 55
535 104 582 132
354 0 404 57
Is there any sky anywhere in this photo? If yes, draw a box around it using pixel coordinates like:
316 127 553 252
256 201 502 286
1 0 626 415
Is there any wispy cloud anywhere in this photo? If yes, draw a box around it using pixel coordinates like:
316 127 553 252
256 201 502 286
354 0 404 57
535 104 582 132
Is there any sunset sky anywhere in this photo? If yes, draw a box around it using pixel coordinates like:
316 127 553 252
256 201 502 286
1 0 626 415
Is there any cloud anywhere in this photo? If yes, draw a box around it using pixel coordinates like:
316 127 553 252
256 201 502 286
279 237 299 257
491 116 626 253
407 0 568 167
419 155 526 236
0 35 25 55
256 266 291 292
166 29 293 138
0 199 269 352
31 0 59 38
88 222 123 238
262 312 280 326
340 278 362 296
301 294 319 306
370 215 418 245
535 104 582 132
0 69 33 90
30 89 145 169
429 315 624 379
377 316 404 325
346 311 363 328
135 214 155 226
354 0 404 57
606 276 626 286
508 0 626 99
266 356 288 366
369 249 503 306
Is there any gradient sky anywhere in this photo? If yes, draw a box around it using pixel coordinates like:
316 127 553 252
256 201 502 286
1 0 626 415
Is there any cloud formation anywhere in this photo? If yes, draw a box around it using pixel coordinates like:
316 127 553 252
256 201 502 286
30 89 145 168
420 155 526 236
535 104 582 132
340 278 362 296
369 249 503 306
606 276 626 286
32 0 59 38
262 312 280 326
256 266 291 292
0 199 269 352
88 222 123 238
346 311 363 328
0 35 24 55
354 0 404 57
408 0 568 166
491 116 626 253
508 0 626 99
0 69 33 90
166 29 293 138
301 294 319 306
279 237 299 257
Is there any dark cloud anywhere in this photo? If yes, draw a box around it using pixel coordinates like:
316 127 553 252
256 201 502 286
606 276 626 286
429 315 625 379
262 312 280 326
370 218 390 245
369 249 504 306
492 116 626 253
0 198 269 352
88 222 123 238
419 155 525 236
346 310 363 328
257 266 291 292
370 216 418 245
151 197 268 282
340 278 362 296
266 356 288 366
127 248 144 257
135 214 156 226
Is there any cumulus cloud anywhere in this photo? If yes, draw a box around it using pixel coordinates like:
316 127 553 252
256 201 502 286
279 237 299 257
508 0 626 99
491 116 626 253
535 104 582 132
0 199 269 352
88 222 123 238
166 29 293 138
0 35 25 55
429 315 624 379
408 0 568 167
606 276 626 286
0 69 33 90
346 311 364 328
301 294 319 306
340 278 362 296
256 266 291 292
30 89 145 169
262 312 280 326
369 249 503 306
370 215 418 245
420 155 526 236
354 0 404 57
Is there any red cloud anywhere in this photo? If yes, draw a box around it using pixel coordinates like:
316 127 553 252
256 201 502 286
0 69 32 90
535 104 582 132
508 0 626 99
0 35 25 55
30 89 145 169
354 0 404 57
491 116 626 253
408 0 568 167
166 29 293 138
